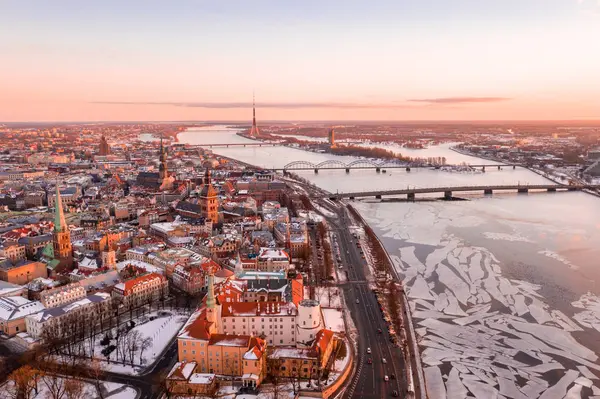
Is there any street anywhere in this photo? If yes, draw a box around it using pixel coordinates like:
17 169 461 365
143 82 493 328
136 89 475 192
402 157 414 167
322 204 407 398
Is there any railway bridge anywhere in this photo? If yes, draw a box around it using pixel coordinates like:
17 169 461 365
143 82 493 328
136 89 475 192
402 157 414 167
321 184 600 200
280 159 519 173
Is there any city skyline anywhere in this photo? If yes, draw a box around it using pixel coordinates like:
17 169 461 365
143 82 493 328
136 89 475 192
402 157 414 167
2 0 600 122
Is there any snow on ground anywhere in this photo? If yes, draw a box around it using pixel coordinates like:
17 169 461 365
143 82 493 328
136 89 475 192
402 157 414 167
312 203 336 217
1 379 133 399
322 307 345 333
354 202 600 399
297 210 324 223
92 310 190 375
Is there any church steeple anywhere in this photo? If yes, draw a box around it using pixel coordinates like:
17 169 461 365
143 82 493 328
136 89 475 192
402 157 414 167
54 184 67 233
159 134 168 181
206 267 216 309
204 167 211 185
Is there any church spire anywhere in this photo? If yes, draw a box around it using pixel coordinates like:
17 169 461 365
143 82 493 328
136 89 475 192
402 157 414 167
204 167 211 185
54 183 67 233
206 266 216 309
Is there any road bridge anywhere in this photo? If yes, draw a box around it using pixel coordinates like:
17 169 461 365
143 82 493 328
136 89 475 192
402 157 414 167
280 159 519 173
200 142 281 148
321 184 600 200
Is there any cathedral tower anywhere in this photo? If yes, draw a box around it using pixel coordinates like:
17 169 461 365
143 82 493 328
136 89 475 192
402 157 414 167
199 168 219 224
53 184 73 269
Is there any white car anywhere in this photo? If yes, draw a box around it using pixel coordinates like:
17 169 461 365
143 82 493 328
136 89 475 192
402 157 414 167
384 375 389 382
367 347 371 354
356 299 360 304
382 358 387 364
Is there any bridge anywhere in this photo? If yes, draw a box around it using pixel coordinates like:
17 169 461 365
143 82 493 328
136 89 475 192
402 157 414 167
321 184 600 200
280 159 519 173
200 142 281 148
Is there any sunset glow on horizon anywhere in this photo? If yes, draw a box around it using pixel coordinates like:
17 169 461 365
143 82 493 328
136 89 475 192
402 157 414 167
1 0 600 122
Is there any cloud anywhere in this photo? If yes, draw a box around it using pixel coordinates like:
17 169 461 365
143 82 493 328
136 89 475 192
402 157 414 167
91 101 418 109
408 97 511 104
91 97 511 109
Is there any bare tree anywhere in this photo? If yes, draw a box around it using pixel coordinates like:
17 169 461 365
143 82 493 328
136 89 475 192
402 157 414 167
64 378 86 399
86 358 105 399
139 336 153 365
2 365 39 399
127 330 142 364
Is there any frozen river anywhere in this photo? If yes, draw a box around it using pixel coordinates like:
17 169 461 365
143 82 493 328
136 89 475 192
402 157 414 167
179 127 600 398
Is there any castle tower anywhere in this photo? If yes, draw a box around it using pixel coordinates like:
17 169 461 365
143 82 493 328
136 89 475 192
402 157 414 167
52 184 73 269
249 94 260 137
234 251 244 277
99 135 111 156
205 266 221 331
199 168 219 224
296 299 323 346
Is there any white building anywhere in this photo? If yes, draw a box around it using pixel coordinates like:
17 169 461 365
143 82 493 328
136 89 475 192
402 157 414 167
255 248 290 273
26 292 112 339
39 283 86 308
220 301 298 347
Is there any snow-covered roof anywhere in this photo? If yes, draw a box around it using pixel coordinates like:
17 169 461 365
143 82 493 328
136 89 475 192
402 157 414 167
189 373 215 384
0 296 45 321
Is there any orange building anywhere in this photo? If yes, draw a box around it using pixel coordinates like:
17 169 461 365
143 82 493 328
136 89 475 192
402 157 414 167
0 260 47 285
176 271 267 389
269 329 337 380
198 168 219 225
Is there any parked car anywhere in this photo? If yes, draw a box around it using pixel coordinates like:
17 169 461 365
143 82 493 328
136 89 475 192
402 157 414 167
367 347 371 354
367 358 372 364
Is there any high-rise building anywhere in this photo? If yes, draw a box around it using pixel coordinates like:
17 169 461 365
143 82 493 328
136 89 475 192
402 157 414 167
328 128 336 149
98 135 111 156
199 168 219 224
249 94 260 137
52 184 73 270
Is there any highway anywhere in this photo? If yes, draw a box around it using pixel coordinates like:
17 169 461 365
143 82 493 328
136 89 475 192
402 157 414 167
322 203 407 398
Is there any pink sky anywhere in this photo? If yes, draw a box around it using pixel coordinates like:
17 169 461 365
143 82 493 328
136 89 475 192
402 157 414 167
1 0 599 121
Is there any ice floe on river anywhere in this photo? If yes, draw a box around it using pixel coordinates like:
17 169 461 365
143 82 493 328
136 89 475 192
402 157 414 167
356 202 600 398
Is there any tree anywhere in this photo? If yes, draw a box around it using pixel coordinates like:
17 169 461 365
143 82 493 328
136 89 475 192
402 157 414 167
64 378 85 399
88 358 105 399
139 336 153 365
127 330 142 365
3 365 39 399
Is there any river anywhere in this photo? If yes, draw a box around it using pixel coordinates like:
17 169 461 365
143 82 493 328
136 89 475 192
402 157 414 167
178 126 600 398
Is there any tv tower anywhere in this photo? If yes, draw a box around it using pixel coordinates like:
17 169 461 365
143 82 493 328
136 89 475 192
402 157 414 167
249 93 260 137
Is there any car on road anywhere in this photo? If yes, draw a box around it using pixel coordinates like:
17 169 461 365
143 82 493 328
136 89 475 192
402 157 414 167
392 390 399 397
366 347 371 354
382 357 387 364
377 328 382 334
390 374 395 380
384 375 389 382
356 299 359 304
367 358 372 364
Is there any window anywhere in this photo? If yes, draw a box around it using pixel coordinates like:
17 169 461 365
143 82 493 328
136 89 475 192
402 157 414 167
280 339 283 344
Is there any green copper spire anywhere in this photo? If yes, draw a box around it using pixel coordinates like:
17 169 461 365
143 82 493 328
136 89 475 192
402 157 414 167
54 184 67 232
206 268 216 309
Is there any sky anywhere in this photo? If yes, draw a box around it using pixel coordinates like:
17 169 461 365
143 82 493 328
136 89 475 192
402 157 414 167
1 0 599 122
